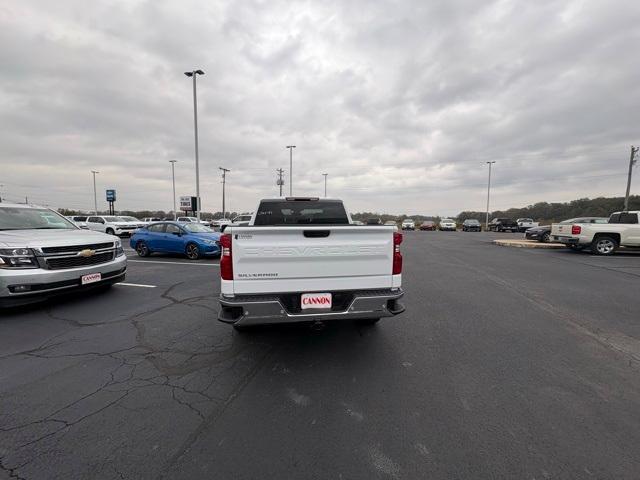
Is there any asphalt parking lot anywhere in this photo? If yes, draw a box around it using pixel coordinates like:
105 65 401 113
1 232 640 479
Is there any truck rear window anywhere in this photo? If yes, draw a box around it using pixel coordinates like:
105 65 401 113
254 200 349 226
609 213 638 224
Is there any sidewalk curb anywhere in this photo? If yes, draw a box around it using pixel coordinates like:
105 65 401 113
493 239 565 249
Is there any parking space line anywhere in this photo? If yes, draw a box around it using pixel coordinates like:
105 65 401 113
116 282 157 288
127 259 219 266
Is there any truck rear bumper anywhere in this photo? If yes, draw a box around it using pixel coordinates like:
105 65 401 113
218 288 405 326
553 236 580 244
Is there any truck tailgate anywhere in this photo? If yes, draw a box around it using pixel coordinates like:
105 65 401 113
228 226 395 294
551 223 573 237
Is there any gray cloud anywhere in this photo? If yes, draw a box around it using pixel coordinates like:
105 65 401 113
1 0 639 216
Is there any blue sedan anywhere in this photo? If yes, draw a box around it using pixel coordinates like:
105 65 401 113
129 221 221 260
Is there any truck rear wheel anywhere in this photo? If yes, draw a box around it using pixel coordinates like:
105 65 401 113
591 235 618 255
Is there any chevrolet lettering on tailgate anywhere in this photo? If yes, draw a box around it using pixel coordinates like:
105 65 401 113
243 245 385 257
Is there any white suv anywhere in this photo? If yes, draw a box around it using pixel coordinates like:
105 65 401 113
85 216 141 237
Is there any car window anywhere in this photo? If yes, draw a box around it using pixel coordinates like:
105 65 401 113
147 224 165 233
87 217 100 223
0 207 77 230
255 200 349 225
165 224 182 234
73 216 88 222
183 223 213 233
609 213 638 224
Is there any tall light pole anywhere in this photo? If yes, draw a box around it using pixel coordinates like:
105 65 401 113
485 161 496 230
286 145 296 196
91 170 99 215
184 69 205 221
219 167 230 219
624 146 639 211
322 173 328 197
169 160 177 220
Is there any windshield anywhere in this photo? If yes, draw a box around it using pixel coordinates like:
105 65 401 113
0 207 77 230
441 219 454 223
118 216 138 222
465 220 480 224
255 200 349 225
403 220 413 223
103 216 120 222
183 223 213 233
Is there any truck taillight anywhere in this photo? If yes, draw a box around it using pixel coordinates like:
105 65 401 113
220 234 233 280
571 225 581 235
393 231 403 275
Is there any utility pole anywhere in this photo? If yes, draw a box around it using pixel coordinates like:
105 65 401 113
169 160 177 220
286 145 296 196
624 145 639 211
276 168 284 196
184 69 205 221
485 162 495 231
322 173 328 197
219 167 230 219
91 170 99 215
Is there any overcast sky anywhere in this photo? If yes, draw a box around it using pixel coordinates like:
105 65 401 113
1 0 639 216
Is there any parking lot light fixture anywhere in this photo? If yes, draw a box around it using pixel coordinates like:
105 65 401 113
184 69 205 221
91 170 99 215
286 145 296 195
169 160 177 220
485 161 496 231
322 173 328 197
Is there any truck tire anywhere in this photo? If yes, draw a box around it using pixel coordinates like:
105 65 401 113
591 235 618 256
106 228 115 235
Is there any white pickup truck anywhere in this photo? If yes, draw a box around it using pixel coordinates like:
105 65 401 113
551 211 640 255
516 218 539 232
217 197 405 330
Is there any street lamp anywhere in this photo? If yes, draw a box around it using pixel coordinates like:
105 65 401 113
91 170 99 215
322 173 328 197
485 161 496 230
286 145 296 195
184 69 205 221
169 160 177 220
219 167 230 219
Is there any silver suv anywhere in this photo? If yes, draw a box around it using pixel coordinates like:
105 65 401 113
0 203 127 307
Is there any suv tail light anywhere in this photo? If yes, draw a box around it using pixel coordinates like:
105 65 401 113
220 234 233 280
571 225 581 235
393 232 403 275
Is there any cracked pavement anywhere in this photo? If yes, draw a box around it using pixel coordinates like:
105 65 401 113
1 236 640 479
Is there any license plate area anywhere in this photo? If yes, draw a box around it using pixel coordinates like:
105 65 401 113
81 273 102 285
301 293 332 310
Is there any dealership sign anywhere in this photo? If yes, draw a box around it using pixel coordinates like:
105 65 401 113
179 196 198 212
106 189 116 202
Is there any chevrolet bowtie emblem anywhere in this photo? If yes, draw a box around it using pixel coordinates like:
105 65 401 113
78 249 96 258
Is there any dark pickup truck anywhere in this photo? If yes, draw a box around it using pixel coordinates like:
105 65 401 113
487 218 519 232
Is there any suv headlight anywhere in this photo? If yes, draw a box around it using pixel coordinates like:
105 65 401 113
114 239 124 257
0 248 38 269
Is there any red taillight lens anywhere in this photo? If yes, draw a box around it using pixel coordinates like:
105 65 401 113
220 234 233 280
571 225 581 235
393 232 403 275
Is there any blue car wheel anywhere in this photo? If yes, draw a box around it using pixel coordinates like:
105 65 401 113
185 243 201 260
